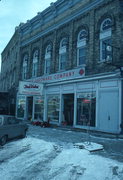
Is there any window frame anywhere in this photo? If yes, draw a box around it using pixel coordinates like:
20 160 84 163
22 54 28 80
59 38 67 71
44 45 52 74
77 30 87 66
32 50 39 77
99 18 112 62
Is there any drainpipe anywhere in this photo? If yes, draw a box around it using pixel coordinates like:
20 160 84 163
120 69 123 134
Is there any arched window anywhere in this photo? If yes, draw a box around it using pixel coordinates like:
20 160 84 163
101 18 112 31
32 50 38 77
22 54 28 80
44 45 52 74
59 38 67 70
100 18 112 61
77 29 87 66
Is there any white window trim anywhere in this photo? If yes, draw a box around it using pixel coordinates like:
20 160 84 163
99 19 112 62
77 39 86 66
59 47 66 54
32 50 38 77
99 34 112 62
59 53 66 71
32 62 38 77
59 39 67 71
22 55 28 80
100 29 111 40
101 18 112 31
44 47 51 74
44 57 51 74
45 53 51 59
22 66 27 80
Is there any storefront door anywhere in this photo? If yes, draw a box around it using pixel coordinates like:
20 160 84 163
27 96 33 120
98 90 119 133
63 94 74 126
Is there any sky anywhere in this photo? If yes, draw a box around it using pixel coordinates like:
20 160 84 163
0 0 56 71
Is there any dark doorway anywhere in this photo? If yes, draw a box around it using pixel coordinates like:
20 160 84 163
63 94 74 126
27 96 33 120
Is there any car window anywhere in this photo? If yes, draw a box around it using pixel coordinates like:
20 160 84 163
7 117 19 124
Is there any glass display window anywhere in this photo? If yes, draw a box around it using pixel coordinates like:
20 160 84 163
77 92 96 127
17 95 26 118
34 96 44 121
47 95 60 122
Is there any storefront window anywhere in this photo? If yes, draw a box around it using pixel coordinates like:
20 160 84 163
77 92 96 127
47 95 60 122
17 96 26 118
34 96 44 121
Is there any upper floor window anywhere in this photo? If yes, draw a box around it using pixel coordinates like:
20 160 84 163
32 50 38 77
59 38 67 71
77 29 87 66
44 45 52 74
22 54 28 80
101 18 112 31
100 18 112 61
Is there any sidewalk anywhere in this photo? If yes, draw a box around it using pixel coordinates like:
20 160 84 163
49 124 123 140
28 124 123 163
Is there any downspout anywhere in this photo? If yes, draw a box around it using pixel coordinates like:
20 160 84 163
120 69 123 134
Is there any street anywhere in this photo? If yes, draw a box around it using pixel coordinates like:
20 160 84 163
0 124 123 180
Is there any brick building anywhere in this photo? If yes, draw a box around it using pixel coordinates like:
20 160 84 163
0 0 123 133
0 29 21 115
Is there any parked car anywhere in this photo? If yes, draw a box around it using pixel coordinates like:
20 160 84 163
0 115 28 146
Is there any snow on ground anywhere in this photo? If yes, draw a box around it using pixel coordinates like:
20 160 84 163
0 137 56 180
74 142 103 151
0 136 123 180
49 148 123 180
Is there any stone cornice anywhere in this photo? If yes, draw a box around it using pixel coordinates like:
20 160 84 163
20 0 104 47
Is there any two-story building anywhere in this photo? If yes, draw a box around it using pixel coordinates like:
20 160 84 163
1 0 123 134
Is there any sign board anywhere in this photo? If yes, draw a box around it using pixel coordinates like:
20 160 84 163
29 67 85 84
18 81 43 95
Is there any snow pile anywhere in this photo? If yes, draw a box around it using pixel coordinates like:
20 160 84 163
0 137 123 180
74 142 103 151
49 148 123 180
0 137 55 180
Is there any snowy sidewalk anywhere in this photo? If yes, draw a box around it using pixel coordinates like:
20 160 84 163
0 125 123 180
27 124 123 162
0 136 123 180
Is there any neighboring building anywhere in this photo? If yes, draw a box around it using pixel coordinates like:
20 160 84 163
1 0 123 134
0 92 9 115
0 28 21 115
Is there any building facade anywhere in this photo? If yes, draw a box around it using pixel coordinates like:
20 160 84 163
1 0 123 133
0 29 21 115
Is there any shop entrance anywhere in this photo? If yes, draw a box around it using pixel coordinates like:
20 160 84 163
27 96 33 120
63 94 74 126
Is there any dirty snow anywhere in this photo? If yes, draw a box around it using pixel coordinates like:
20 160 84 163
74 142 103 152
0 137 123 180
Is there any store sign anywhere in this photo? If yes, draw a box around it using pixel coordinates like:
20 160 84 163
18 81 43 95
83 99 91 103
29 67 85 84
77 93 92 99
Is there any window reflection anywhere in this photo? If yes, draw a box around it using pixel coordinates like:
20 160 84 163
34 96 44 121
77 93 96 127
47 95 60 122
